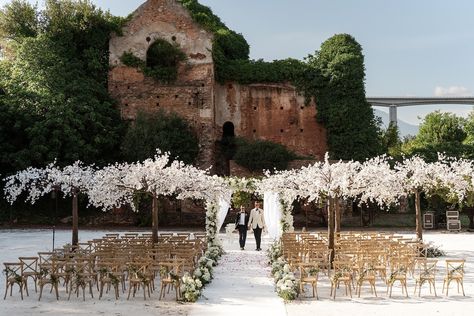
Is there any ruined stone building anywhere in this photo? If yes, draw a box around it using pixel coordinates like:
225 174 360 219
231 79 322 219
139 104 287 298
108 0 327 175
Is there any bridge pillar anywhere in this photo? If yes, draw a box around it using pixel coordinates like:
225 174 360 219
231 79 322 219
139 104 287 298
389 105 398 126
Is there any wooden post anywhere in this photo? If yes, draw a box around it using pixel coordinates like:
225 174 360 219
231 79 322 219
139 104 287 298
152 194 159 244
415 189 423 240
72 190 79 247
328 197 335 265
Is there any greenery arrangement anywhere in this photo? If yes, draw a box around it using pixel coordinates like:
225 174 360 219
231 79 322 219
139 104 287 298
121 110 199 164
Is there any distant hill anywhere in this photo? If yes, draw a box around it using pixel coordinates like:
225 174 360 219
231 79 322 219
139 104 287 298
373 109 419 137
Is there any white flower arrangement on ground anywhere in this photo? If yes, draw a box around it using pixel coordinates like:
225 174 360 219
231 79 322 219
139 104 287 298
181 241 224 302
275 265 299 301
267 240 299 301
180 273 202 302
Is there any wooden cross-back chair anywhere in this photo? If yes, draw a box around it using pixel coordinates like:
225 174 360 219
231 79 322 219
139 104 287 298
413 258 437 297
443 259 466 296
3 262 26 300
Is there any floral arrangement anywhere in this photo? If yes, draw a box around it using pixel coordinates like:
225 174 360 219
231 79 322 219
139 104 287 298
275 264 299 301
267 240 299 301
180 273 202 302
279 199 294 234
205 201 221 248
180 242 224 302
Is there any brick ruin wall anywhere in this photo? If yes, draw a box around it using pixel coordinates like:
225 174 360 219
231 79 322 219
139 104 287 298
215 83 327 160
108 0 216 170
107 0 328 227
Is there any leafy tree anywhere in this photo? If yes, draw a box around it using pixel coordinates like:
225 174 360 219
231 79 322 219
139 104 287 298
309 34 381 160
402 111 474 161
380 122 402 158
0 0 126 175
121 110 199 165
0 0 38 41
461 111 474 145
417 111 466 144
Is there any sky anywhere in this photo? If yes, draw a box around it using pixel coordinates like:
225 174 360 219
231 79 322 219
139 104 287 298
1 0 474 126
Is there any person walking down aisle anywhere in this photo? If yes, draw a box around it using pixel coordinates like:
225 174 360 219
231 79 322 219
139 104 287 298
248 201 266 251
235 205 250 250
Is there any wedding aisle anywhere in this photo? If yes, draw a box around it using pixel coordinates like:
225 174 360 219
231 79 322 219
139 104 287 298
189 235 286 316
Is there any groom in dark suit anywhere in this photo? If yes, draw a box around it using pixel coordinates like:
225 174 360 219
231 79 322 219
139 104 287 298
235 205 249 250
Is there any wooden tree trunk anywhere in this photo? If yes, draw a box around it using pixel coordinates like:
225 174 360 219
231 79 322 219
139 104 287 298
415 189 423 240
72 191 79 247
152 194 159 244
328 197 335 265
335 198 341 233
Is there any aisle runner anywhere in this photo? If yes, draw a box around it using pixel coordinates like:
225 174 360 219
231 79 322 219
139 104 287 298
189 238 286 316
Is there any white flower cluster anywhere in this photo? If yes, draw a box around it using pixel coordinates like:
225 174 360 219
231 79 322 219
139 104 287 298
4 161 95 204
280 199 294 233
275 265 299 301
181 244 223 302
267 241 299 301
180 272 202 302
225 176 260 193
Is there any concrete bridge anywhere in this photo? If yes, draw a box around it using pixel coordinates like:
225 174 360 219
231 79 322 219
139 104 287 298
367 97 474 125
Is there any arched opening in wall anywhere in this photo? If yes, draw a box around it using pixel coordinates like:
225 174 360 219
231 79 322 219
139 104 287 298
146 39 186 83
222 121 235 138
217 121 236 176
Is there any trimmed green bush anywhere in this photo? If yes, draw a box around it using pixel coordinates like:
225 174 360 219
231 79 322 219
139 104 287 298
121 110 199 164
233 138 296 172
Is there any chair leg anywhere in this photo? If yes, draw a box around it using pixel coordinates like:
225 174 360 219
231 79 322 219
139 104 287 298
461 281 465 296
99 282 104 299
19 283 24 300
23 280 29 297
4 283 8 300
38 284 43 301
54 284 59 300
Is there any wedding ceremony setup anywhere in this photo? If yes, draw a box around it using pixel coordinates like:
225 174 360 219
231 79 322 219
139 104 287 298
1 151 473 316
1 0 474 315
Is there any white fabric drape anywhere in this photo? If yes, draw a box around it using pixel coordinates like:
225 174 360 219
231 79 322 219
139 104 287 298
217 194 232 232
264 192 282 239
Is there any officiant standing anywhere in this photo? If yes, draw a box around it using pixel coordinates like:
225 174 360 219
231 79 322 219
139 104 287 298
248 201 266 251
235 205 249 250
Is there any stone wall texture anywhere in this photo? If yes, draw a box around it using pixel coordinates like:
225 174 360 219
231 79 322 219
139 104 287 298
108 0 327 175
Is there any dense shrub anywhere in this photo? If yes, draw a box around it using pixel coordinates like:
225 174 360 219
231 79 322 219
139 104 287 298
233 138 296 172
121 110 199 164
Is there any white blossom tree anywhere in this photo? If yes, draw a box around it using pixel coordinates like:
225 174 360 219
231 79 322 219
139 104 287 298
4 161 95 246
394 155 450 240
88 152 230 244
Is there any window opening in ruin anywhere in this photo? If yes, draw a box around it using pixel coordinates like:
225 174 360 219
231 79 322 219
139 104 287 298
146 39 186 82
